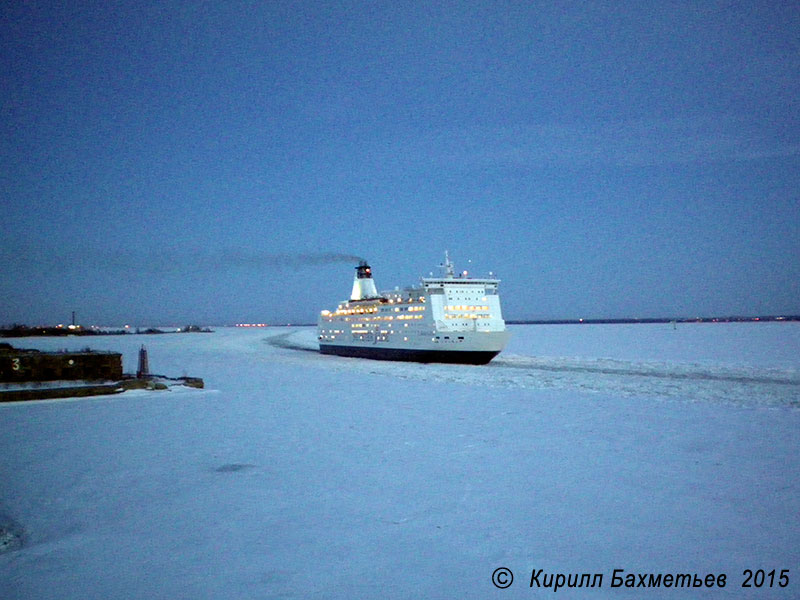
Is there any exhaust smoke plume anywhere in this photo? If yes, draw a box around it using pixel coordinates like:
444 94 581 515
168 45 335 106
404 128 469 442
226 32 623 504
217 252 366 269
6 248 366 274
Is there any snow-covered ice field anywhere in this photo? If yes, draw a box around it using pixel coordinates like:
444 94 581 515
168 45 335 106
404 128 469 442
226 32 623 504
1 323 799 598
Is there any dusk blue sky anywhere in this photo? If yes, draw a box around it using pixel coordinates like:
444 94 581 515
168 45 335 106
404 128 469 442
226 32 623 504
2 1 799 325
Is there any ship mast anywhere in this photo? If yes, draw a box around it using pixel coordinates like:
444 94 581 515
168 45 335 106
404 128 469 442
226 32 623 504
440 250 455 278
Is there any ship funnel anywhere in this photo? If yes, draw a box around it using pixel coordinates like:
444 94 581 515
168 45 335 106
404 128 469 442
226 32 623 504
350 261 379 300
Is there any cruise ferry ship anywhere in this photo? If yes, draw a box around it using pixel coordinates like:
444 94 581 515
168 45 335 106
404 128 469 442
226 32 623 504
317 254 510 364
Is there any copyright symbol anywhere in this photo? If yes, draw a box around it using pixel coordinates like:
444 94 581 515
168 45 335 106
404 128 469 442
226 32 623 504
492 567 513 589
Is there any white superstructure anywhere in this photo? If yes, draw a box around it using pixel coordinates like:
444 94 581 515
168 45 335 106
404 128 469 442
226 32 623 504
318 253 510 364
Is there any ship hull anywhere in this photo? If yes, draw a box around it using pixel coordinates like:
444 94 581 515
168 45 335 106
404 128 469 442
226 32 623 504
319 344 500 365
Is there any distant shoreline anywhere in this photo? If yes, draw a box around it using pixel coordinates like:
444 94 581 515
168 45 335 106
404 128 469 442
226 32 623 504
507 315 799 325
0 325 213 338
2 315 797 337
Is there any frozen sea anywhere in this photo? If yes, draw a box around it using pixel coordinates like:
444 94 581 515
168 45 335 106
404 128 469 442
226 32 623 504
1 322 799 598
